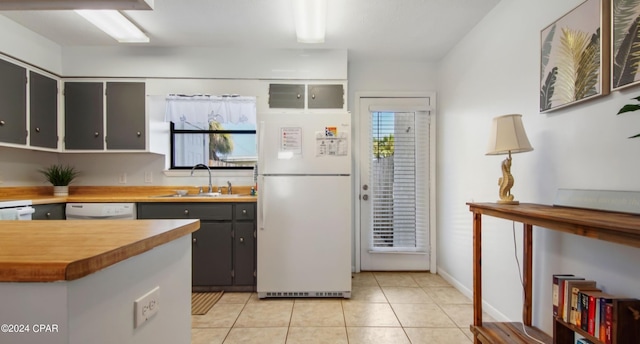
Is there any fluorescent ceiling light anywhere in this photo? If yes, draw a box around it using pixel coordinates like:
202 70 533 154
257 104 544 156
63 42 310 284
0 0 154 10
75 9 149 43
292 0 327 43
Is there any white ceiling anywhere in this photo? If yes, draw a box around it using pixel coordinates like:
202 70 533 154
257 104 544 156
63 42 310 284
0 0 501 62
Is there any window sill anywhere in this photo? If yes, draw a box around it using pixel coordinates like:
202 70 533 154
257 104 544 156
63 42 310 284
163 170 253 177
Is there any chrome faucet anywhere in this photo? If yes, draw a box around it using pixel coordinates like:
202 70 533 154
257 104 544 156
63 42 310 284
190 164 213 193
226 181 232 194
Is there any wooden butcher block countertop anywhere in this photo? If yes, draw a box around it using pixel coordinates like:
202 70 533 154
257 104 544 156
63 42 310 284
0 219 199 282
0 186 257 204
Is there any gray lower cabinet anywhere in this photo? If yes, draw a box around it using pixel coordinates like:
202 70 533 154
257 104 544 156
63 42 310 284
0 58 27 145
32 203 65 220
193 222 233 286
136 202 256 291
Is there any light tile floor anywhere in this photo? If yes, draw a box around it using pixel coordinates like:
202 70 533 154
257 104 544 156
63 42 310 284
192 272 491 344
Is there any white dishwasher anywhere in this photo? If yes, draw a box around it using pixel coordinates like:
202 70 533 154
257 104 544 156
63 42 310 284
0 200 35 220
66 203 136 220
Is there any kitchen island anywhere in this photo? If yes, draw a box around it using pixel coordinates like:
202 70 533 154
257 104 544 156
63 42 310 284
0 219 199 344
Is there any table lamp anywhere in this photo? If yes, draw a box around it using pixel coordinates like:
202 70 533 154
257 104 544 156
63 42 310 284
486 114 533 204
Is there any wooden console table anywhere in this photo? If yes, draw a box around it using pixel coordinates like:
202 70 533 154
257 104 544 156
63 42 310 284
468 202 640 344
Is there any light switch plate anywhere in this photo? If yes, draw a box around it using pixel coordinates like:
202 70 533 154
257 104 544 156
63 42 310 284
144 171 153 183
134 286 160 328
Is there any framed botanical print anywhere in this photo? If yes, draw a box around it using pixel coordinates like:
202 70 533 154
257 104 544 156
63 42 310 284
540 0 610 113
612 0 640 90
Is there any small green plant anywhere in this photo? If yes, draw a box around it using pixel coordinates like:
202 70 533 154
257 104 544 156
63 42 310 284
39 164 79 186
617 96 640 138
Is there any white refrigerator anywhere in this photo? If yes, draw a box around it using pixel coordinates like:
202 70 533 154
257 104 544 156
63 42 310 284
257 112 352 298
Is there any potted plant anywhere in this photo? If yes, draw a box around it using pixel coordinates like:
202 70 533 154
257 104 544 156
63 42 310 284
39 164 79 196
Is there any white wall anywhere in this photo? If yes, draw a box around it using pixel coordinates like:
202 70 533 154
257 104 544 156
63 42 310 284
347 60 438 109
62 46 347 79
437 0 640 334
0 16 61 74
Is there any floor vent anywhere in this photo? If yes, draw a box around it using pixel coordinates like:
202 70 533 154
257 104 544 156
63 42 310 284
260 291 351 298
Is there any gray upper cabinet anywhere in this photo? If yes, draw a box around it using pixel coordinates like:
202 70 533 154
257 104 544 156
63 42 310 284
29 71 58 149
308 84 344 109
268 84 304 109
106 82 145 150
0 58 27 145
64 82 104 150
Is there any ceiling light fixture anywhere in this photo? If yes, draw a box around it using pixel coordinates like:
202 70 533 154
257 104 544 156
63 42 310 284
0 0 154 10
292 0 327 43
75 9 149 43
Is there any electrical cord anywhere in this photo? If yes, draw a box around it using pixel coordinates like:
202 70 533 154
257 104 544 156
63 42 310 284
512 221 546 344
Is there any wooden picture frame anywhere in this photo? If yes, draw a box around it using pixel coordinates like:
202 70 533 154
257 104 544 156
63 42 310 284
540 0 610 113
612 0 640 91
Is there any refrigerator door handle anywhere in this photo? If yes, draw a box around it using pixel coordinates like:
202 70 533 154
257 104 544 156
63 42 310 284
258 175 265 230
258 120 265 168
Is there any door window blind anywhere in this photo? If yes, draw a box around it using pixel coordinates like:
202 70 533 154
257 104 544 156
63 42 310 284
370 110 429 253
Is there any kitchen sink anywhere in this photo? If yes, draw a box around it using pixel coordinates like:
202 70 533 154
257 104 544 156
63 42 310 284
150 193 249 198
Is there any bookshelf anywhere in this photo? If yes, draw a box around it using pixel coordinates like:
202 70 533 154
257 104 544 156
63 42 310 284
467 203 640 344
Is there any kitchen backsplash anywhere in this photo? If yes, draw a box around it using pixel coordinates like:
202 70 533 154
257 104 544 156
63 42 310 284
0 146 253 187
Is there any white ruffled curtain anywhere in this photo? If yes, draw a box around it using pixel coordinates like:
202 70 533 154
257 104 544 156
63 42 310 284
165 95 256 130
165 95 256 166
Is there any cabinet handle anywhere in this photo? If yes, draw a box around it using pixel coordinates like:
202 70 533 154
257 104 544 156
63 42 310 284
296 93 301 99
94 132 99 137
136 131 141 136
35 127 41 133
242 209 247 214
311 93 316 99
46 212 51 218
239 237 244 243
192 238 196 243
184 209 189 215
0 120 5 126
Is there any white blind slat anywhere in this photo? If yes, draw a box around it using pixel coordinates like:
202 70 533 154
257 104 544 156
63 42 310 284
369 110 428 252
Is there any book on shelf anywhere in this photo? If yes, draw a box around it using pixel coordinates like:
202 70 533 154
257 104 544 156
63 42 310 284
559 276 587 321
553 274 575 318
576 338 595 344
578 289 602 333
575 290 615 338
565 280 597 324
596 294 630 343
576 287 601 329
604 302 613 344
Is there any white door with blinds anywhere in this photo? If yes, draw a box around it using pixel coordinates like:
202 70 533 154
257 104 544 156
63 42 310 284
359 97 431 271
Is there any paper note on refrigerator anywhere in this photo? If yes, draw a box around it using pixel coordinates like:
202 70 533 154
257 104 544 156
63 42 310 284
316 128 348 157
279 127 302 159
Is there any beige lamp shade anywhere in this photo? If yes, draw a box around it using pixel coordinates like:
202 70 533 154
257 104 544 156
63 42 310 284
486 114 533 155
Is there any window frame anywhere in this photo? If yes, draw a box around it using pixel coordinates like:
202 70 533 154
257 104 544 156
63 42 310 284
169 121 256 170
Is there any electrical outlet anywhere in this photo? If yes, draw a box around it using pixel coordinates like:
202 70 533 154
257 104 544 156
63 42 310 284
119 173 127 184
144 171 153 183
134 286 160 329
